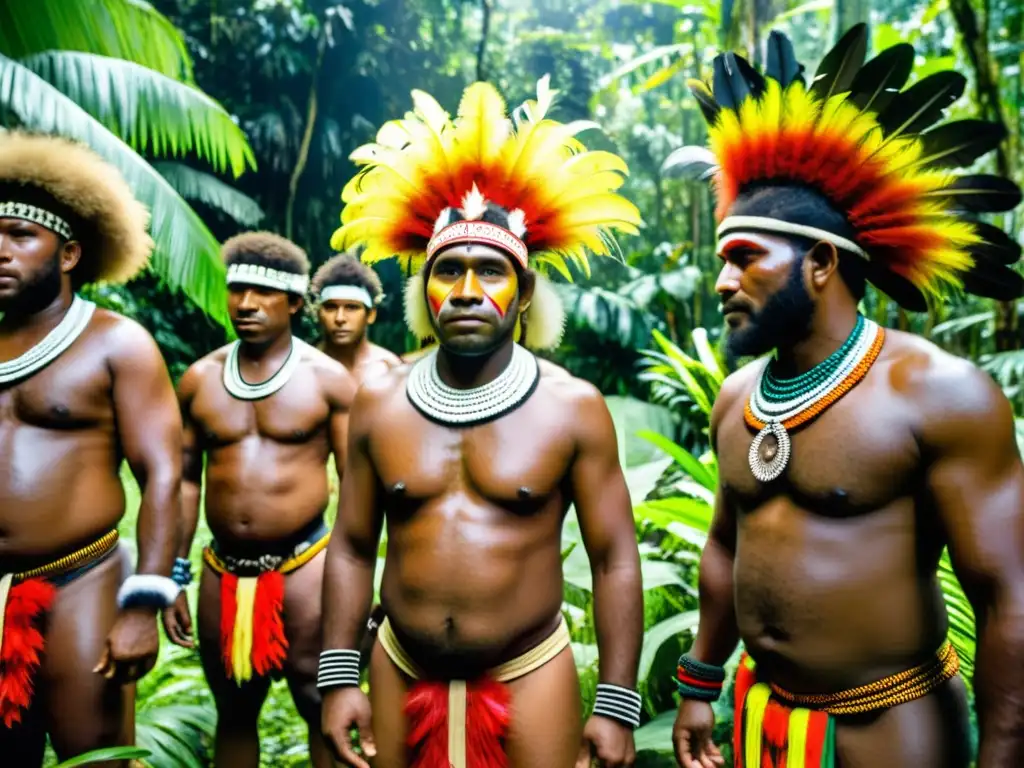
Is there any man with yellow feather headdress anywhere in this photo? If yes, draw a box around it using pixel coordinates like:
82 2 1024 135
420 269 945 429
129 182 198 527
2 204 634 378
318 78 646 768
0 132 183 765
667 24 1024 768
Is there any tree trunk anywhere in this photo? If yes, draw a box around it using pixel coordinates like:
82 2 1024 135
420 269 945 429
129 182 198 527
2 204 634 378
284 31 327 241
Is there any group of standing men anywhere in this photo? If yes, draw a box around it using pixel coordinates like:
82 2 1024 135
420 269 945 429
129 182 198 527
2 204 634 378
3 20 1024 768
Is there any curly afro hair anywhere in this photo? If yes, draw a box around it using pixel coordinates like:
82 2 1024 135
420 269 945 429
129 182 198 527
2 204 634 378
310 251 383 304
222 231 310 275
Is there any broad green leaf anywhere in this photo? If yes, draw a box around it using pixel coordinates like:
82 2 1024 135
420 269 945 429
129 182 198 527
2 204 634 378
639 610 699 682
0 0 192 81
634 709 677 754
0 54 231 328
636 497 714 534
22 51 256 177
637 430 716 491
155 162 264 226
55 748 150 767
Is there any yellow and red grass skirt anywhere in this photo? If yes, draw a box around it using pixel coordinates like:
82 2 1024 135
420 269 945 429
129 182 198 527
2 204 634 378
0 530 119 727
203 531 330 685
734 641 960 768
377 615 570 768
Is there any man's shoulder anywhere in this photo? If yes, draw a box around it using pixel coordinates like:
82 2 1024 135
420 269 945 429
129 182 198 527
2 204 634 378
180 344 231 391
368 342 402 366
715 357 763 409
88 307 155 350
536 357 604 410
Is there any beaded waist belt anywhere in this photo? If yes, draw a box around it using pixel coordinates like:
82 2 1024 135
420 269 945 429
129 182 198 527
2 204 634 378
203 522 329 577
7 529 120 584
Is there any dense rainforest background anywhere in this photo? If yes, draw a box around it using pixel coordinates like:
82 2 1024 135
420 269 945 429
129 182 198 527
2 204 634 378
1 0 1021 765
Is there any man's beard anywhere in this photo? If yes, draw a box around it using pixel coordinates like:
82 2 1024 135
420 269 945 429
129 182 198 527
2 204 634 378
724 259 815 366
0 249 63 316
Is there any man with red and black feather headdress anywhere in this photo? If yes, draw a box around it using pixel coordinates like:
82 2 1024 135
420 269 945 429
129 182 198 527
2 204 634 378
667 24 1024 768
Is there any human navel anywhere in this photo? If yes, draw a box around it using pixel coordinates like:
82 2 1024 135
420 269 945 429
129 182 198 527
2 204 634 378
517 486 532 499
390 482 406 496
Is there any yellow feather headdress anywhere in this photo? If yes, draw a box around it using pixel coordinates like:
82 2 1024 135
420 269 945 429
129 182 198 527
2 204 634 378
331 76 642 348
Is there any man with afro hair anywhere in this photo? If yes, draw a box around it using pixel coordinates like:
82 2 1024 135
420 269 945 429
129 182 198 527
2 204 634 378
311 250 399 385
167 230 356 768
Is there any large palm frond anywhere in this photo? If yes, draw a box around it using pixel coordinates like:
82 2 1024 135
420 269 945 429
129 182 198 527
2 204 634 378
0 54 230 328
0 0 191 81
21 51 255 177
155 162 264 227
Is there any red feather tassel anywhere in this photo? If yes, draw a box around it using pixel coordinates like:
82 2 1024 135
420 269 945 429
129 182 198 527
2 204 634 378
405 677 512 767
220 572 238 677
0 578 57 727
250 571 287 677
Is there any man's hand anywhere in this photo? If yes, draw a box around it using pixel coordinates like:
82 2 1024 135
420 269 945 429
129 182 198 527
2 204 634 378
94 607 160 683
673 699 724 768
162 592 194 648
576 715 636 767
322 686 376 768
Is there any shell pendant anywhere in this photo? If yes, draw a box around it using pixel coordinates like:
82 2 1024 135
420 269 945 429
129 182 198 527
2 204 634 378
748 421 791 483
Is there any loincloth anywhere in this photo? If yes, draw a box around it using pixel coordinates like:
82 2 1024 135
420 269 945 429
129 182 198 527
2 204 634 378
377 614 570 768
202 517 330 685
734 641 960 768
0 530 119 727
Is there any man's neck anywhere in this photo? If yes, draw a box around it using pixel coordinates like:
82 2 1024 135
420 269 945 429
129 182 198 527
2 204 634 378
238 329 293 363
0 288 75 335
435 338 515 390
773 305 859 377
323 336 369 371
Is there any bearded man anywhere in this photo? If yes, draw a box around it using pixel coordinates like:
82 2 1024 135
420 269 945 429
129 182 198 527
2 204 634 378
318 79 646 768
165 232 356 768
0 133 183 766
311 251 400 384
669 26 1024 768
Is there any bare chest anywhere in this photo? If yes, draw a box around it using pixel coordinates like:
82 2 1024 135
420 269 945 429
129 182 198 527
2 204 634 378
191 370 330 446
717 382 921 517
0 350 112 430
369 392 577 513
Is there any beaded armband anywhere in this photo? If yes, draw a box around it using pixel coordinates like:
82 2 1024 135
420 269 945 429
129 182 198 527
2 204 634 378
675 655 725 702
317 649 361 690
592 683 642 729
171 557 193 587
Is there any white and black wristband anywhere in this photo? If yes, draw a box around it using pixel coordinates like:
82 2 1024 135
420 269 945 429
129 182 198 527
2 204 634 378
117 574 182 610
317 649 362 690
592 683 643 729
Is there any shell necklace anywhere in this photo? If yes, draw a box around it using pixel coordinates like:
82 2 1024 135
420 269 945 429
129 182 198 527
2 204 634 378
406 343 540 426
0 295 95 385
222 336 307 401
744 315 885 482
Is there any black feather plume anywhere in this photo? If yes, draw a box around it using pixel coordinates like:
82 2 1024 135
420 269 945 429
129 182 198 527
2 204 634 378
765 30 801 87
918 120 1007 169
969 222 1023 266
864 261 929 311
960 259 1024 301
811 23 868 101
848 44 915 114
924 175 1023 213
713 53 754 110
687 78 721 124
734 55 766 98
876 72 966 137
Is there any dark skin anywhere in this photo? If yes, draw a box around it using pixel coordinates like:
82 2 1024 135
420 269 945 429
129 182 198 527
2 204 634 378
167 281 356 768
673 231 1024 768
318 296 400 385
320 244 644 768
0 217 181 766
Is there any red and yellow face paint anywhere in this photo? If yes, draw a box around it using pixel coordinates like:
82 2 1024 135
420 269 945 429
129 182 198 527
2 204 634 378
426 257 519 319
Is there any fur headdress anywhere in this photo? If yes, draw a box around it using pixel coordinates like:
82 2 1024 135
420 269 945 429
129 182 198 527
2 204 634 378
0 132 153 287
331 76 642 348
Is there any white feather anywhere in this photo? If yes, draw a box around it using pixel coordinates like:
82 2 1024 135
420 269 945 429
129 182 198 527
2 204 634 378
460 183 488 221
507 208 527 238
433 207 455 234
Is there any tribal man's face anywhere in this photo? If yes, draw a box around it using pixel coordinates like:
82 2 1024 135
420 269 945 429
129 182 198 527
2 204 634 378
426 244 520 355
715 231 814 362
319 298 374 348
0 218 67 311
228 283 300 343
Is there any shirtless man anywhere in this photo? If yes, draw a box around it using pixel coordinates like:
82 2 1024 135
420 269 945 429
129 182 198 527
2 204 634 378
670 26 1024 767
164 232 356 768
311 251 400 384
318 80 645 768
0 133 182 766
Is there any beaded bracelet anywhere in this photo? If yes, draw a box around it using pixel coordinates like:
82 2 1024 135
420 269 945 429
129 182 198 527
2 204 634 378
592 683 642 729
675 654 726 702
316 649 362 690
171 557 193 587
116 574 182 610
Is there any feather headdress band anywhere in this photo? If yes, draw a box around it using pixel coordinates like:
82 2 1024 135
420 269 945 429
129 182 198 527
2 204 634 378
673 24 1022 310
331 76 642 348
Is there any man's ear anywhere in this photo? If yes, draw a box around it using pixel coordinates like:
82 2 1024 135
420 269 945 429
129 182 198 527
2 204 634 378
60 240 83 274
807 240 840 291
518 268 536 312
288 295 305 316
366 307 378 325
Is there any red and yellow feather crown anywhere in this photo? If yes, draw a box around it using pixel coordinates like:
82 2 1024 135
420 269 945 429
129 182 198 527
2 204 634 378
672 24 1022 309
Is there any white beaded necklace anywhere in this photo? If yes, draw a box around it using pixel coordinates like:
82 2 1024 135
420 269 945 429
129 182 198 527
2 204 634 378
406 344 540 426
222 336 307 401
0 295 95 385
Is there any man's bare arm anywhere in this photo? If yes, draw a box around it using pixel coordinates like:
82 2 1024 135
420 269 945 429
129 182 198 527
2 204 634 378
176 364 204 561
323 361 357 483
110 319 182 585
923 364 1024 766
322 382 385 651
571 384 643 690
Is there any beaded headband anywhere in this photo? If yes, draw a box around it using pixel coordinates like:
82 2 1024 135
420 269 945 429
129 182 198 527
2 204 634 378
718 217 868 260
0 202 73 240
426 220 529 269
226 263 309 295
319 284 376 308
